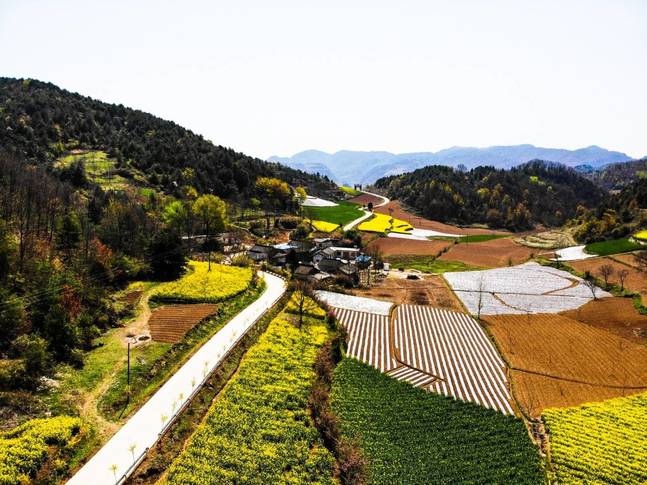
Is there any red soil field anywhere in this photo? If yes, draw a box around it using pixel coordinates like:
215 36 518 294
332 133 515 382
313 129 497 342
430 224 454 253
348 193 384 207
562 297 647 345
438 238 538 268
483 313 647 416
374 200 508 236
352 275 464 312
366 237 451 256
569 256 647 299
148 304 219 343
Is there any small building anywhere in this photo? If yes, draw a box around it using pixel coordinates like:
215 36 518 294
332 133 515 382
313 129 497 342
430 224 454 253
247 244 276 262
294 264 319 281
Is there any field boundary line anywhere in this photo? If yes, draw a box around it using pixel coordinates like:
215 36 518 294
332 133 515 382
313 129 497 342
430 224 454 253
510 367 647 390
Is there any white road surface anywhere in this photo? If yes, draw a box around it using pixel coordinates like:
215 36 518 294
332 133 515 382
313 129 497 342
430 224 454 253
342 190 390 231
68 272 286 485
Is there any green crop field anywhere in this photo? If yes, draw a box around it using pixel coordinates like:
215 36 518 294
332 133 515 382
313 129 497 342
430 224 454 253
302 200 364 226
331 359 544 484
543 392 647 484
386 255 481 273
164 310 335 484
584 238 643 256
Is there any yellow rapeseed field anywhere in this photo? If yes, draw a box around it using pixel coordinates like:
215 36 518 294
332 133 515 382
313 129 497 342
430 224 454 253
358 212 413 234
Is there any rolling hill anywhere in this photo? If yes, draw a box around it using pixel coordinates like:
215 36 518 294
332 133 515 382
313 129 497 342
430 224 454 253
0 77 335 199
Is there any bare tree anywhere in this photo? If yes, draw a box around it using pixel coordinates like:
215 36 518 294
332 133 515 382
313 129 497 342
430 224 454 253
290 279 318 329
477 275 486 320
597 264 615 287
617 268 629 291
582 272 598 300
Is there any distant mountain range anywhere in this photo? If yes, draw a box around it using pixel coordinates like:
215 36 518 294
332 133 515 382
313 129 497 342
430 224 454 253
269 145 634 185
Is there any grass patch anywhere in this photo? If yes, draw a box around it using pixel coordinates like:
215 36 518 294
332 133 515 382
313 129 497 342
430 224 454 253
55 150 130 190
164 309 335 484
340 185 362 196
332 359 544 485
584 238 644 257
459 233 510 243
302 200 364 226
386 255 481 273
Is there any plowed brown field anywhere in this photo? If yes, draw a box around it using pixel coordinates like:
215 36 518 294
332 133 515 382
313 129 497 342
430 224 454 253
569 256 647 299
438 238 539 268
148 304 219 343
562 297 647 345
483 313 647 416
348 193 384 207
374 201 508 236
352 275 464 311
366 237 451 256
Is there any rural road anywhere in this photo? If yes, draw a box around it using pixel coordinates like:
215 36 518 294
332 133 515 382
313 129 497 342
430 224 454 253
68 272 286 485
342 190 390 231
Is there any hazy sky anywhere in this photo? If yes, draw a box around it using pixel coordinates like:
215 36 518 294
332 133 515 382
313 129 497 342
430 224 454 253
1 0 646 159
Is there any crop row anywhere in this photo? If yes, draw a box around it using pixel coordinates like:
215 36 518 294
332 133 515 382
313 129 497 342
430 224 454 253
331 358 543 485
150 261 253 303
164 309 335 484
543 391 647 484
0 416 81 485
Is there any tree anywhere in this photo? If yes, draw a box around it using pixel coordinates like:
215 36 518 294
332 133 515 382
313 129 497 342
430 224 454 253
0 219 14 282
56 210 82 260
294 186 307 205
289 280 318 329
13 334 50 380
582 271 598 300
193 194 227 271
148 226 187 280
0 289 24 351
617 268 629 291
597 264 615 287
162 200 194 241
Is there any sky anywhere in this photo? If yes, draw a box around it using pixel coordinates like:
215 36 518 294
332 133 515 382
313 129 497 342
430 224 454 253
1 0 646 160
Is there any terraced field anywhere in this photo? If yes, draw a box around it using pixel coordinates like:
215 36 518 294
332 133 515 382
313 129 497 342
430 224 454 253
148 304 219 343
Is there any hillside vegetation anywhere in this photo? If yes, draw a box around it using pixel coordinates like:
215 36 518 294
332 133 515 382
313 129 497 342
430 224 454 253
375 161 605 230
0 77 334 199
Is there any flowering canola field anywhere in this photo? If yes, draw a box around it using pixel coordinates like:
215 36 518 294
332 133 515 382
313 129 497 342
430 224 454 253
543 391 647 484
164 310 335 484
305 218 340 233
358 212 413 234
151 261 253 303
0 416 81 484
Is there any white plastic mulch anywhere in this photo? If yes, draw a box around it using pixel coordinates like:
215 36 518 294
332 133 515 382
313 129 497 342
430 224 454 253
301 196 337 207
315 290 393 316
387 228 464 240
444 262 611 315
553 245 596 261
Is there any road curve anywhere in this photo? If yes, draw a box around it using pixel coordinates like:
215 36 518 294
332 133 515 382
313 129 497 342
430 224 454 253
343 190 390 231
68 272 286 485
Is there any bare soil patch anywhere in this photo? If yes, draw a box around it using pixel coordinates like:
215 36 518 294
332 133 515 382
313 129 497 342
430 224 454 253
148 304 219 343
562 297 647 345
439 238 539 268
374 200 508 235
483 313 647 416
352 275 464 311
569 256 647 299
366 237 451 256
348 193 384 207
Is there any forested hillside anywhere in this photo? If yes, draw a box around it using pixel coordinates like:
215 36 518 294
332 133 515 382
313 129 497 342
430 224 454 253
374 161 605 230
584 158 647 191
0 78 334 199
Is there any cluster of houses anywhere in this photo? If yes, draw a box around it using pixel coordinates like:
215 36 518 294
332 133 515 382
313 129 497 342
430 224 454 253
247 237 372 285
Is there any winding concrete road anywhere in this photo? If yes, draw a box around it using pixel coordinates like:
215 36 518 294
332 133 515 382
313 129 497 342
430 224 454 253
342 190 390 231
68 272 286 485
